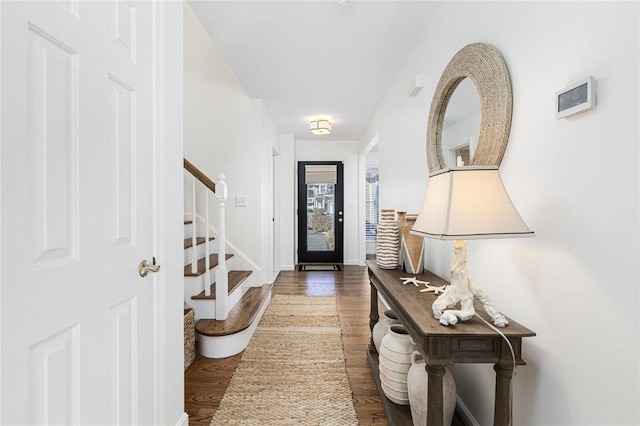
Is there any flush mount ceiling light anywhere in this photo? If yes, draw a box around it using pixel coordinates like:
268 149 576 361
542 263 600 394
310 119 332 135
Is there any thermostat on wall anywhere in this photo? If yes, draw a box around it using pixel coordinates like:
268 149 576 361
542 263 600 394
555 76 597 119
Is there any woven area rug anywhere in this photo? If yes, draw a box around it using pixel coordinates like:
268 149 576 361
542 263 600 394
210 295 358 425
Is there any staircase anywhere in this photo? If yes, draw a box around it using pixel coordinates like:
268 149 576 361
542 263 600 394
183 159 272 359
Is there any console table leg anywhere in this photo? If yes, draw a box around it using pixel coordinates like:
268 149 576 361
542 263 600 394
368 282 379 351
493 364 514 426
426 365 445 426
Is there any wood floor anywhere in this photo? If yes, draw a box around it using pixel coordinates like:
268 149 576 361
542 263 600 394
184 265 389 425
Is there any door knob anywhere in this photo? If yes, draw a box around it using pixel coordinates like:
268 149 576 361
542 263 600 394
139 257 160 277
338 218 344 223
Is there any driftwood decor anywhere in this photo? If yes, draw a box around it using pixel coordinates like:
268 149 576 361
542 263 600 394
426 43 513 173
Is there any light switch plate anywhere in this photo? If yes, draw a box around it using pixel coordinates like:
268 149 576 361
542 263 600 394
235 195 247 207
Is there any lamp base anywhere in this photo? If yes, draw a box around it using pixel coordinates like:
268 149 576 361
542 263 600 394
432 240 508 327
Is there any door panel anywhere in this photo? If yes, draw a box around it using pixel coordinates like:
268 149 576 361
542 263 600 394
1 2 158 424
297 161 344 263
27 23 79 268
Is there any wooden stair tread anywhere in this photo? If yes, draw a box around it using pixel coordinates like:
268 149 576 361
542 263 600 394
183 236 215 249
196 284 272 337
191 270 252 300
184 253 233 277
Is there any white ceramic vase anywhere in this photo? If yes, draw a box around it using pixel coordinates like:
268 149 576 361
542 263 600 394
379 324 415 405
407 351 457 426
376 209 400 269
372 309 401 352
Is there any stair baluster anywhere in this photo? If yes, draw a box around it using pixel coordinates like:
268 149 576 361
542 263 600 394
190 175 198 274
203 185 212 296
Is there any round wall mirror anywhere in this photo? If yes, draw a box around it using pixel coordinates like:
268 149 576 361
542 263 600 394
426 43 513 174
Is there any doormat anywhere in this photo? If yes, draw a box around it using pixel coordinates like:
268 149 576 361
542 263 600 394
298 264 341 271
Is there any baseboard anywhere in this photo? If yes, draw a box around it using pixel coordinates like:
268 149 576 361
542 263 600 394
175 412 189 426
455 395 480 426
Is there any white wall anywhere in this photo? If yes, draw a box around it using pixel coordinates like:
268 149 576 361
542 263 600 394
296 139 361 265
183 3 279 284
363 2 639 425
256 100 278 282
279 135 296 270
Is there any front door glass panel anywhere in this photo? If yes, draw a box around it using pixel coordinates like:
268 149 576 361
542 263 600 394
306 180 335 252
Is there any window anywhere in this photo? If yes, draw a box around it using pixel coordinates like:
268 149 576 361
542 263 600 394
365 168 379 239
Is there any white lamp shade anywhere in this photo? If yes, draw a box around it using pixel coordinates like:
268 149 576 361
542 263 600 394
411 167 534 240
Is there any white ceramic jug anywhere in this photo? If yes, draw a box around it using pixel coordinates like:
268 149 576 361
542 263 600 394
379 325 415 405
407 350 457 425
372 309 401 352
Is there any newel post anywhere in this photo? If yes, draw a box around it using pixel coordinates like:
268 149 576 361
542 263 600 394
215 173 229 320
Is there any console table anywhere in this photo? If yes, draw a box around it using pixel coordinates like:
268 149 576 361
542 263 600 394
366 260 535 426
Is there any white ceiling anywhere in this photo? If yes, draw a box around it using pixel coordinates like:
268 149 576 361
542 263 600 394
188 1 438 141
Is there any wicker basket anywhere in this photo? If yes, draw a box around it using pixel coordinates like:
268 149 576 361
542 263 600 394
184 306 196 370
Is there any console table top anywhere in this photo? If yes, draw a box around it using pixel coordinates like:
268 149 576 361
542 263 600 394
366 260 535 339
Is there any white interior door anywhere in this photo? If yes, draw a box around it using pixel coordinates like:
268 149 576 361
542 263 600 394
1 2 159 424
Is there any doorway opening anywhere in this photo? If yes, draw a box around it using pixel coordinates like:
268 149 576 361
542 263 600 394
365 167 379 256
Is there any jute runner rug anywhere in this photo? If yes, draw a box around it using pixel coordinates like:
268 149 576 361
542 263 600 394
210 295 358 425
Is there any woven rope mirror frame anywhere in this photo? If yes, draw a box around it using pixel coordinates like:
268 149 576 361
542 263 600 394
426 43 513 174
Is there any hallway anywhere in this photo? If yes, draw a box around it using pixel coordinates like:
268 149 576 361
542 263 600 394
184 265 388 425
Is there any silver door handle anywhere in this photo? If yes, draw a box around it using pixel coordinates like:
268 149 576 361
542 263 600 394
338 218 343 223
139 258 160 277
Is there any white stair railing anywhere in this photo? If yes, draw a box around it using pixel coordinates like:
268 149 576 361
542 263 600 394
183 159 229 319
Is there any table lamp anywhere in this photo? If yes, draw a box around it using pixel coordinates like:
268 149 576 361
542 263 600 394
411 166 534 327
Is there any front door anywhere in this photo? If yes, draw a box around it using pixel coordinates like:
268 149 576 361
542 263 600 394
2 2 159 424
297 161 344 264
